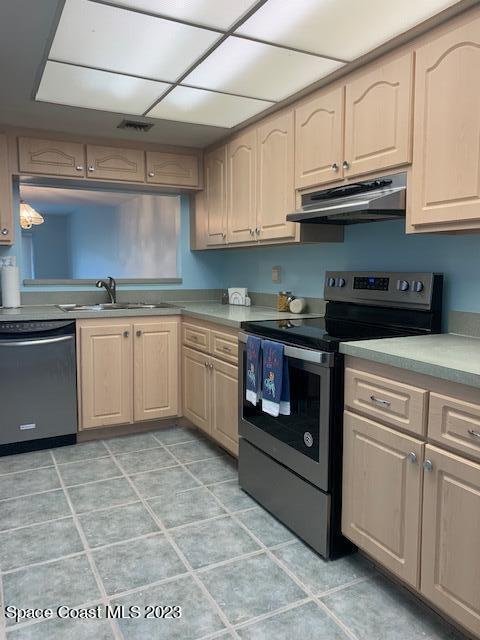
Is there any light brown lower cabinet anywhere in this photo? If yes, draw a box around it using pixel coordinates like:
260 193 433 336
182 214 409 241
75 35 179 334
182 346 211 434
77 317 179 429
421 445 480 638
342 411 424 588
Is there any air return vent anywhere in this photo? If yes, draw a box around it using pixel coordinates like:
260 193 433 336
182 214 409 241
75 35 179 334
117 119 154 132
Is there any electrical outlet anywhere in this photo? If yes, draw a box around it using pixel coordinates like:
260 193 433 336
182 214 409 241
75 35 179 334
272 266 281 283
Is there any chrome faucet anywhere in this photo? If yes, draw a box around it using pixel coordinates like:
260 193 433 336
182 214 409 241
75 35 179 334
96 277 117 304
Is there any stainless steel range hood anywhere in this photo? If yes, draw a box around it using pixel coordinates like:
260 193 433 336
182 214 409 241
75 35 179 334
287 173 406 225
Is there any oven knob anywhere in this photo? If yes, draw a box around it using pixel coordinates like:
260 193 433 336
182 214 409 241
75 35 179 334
327 277 336 287
397 279 409 292
336 277 346 288
304 432 314 448
413 280 424 293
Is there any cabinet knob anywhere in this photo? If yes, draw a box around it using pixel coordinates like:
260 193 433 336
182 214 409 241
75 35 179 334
209 363 214 369
204 361 209 367
88 165 95 172
468 429 480 439
0 228 9 236
423 459 433 472
136 330 142 337
255 227 260 236
123 331 129 338
75 165 83 171
406 451 417 464
342 160 350 170
148 171 155 177
249 228 254 236
331 163 339 172
222 232 226 240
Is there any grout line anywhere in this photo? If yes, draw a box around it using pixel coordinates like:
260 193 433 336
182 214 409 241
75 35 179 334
0 514 74 535
0 486 65 504
49 451 123 640
0 557 5 639
1 550 87 576
102 440 241 639
233 596 313 631
0 463 55 478
60 474 124 489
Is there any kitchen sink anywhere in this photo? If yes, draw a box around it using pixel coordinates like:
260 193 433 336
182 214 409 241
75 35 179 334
57 302 182 312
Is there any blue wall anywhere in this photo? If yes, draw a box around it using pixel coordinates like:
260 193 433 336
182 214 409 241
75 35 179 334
222 220 480 314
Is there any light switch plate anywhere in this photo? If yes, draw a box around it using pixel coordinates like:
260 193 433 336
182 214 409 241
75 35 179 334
272 266 281 283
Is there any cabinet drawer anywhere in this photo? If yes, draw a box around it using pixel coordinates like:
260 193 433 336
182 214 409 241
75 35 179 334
345 367 428 436
182 323 210 353
211 330 238 364
429 392 480 462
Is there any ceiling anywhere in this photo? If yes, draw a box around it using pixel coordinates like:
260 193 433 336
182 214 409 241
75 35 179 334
0 0 470 148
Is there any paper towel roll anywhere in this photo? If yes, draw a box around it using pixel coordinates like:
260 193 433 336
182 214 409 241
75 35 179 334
1 266 20 308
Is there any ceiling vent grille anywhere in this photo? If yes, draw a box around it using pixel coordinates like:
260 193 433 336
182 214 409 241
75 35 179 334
117 119 154 132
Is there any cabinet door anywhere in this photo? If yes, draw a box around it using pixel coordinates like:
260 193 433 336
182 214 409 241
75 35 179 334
421 445 480 637
18 137 85 177
410 16 480 228
133 319 179 422
204 145 227 245
146 151 199 187
0 134 13 244
342 411 424 588
344 53 413 178
294 86 344 189
183 346 211 434
211 357 238 456
227 129 256 244
86 145 145 182
78 322 133 429
256 111 296 241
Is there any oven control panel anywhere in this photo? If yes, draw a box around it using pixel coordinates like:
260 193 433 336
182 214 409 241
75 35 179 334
324 271 442 310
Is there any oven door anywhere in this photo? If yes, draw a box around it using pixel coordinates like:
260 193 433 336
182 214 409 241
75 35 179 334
238 333 333 492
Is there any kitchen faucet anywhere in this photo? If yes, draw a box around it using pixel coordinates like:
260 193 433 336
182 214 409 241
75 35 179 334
96 276 117 303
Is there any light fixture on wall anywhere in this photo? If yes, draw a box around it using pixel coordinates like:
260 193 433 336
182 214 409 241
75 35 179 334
20 201 45 230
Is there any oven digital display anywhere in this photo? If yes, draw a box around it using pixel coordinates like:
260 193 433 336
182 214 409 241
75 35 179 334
353 276 389 291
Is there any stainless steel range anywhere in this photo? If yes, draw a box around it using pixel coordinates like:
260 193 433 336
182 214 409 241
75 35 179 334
238 271 443 558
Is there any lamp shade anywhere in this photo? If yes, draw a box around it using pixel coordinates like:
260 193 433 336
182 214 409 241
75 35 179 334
20 201 45 230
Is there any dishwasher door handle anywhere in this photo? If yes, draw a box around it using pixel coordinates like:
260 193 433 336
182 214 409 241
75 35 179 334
0 335 74 347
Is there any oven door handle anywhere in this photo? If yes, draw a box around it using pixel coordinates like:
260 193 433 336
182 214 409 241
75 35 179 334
238 332 333 367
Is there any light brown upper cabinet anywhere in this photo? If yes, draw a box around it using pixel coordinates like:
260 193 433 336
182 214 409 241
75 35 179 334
203 145 227 246
256 110 296 242
410 14 480 231
146 151 199 188
344 52 413 178
295 86 345 189
421 445 480 638
227 128 257 244
0 134 13 244
18 137 85 177
86 145 145 182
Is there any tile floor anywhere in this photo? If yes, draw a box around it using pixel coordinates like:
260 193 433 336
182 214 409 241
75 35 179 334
0 426 467 640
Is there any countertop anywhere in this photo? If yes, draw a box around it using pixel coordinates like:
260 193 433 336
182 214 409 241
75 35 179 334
0 301 320 329
340 333 480 388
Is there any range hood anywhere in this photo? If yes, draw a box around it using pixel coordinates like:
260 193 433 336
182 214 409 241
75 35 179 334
287 173 406 225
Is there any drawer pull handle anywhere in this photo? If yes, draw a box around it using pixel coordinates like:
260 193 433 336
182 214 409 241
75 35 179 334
370 395 391 408
191 335 198 341
468 429 480 439
222 346 232 352
406 451 417 463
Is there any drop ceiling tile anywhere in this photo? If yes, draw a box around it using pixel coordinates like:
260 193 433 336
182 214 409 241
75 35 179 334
184 36 344 101
111 0 259 30
49 0 221 82
147 86 274 128
236 0 462 61
36 62 168 115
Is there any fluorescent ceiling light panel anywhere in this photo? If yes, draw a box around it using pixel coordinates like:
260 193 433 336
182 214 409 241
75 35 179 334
36 61 169 115
237 0 462 61
111 0 259 30
184 36 344 101
49 0 220 82
147 86 274 128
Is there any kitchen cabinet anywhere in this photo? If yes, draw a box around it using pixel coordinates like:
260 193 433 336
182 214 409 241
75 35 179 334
203 145 227 246
421 445 480 638
344 52 413 178
0 134 13 244
133 319 179 422
256 110 296 241
18 136 85 177
182 319 239 455
342 410 424 587
227 128 257 244
146 151 199 188
86 145 145 182
410 14 480 231
77 316 179 430
294 86 344 189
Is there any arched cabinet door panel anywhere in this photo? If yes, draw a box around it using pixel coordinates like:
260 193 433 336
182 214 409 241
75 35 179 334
227 129 257 244
86 145 145 182
18 137 85 177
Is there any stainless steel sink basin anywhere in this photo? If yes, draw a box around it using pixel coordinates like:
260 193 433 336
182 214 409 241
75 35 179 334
57 302 181 312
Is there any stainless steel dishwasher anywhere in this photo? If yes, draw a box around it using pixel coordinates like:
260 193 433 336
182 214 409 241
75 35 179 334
0 320 77 455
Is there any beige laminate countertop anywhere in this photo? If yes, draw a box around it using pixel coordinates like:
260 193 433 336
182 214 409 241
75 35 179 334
340 333 480 389
0 301 320 328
